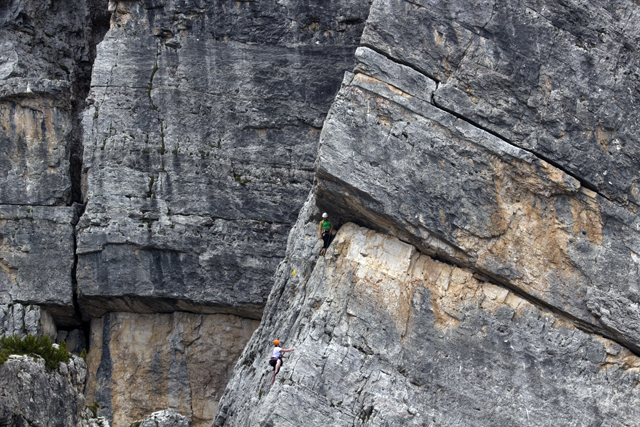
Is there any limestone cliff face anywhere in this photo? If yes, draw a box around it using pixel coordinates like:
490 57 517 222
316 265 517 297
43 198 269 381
76 0 370 319
217 0 640 425
0 0 110 325
215 208 640 426
3 0 640 426
315 0 640 353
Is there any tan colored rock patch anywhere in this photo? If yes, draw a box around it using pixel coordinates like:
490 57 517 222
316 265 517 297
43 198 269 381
85 312 259 427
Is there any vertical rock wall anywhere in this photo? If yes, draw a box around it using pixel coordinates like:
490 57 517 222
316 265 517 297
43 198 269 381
77 0 370 318
315 0 640 350
0 303 56 339
215 206 640 426
0 0 110 325
85 311 259 427
217 0 640 425
74 2 371 424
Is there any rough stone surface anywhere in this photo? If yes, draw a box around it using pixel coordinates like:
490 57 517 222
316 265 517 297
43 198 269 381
363 0 640 208
215 220 640 427
78 408 111 427
316 42 640 351
77 0 371 319
0 0 110 326
56 328 89 354
133 409 189 427
85 311 259 427
0 354 88 427
0 302 56 338
0 205 78 324
0 0 109 205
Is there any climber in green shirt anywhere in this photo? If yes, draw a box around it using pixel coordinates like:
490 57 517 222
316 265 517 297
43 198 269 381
318 213 334 255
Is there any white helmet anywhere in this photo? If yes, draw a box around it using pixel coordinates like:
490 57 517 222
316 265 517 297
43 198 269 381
322 213 328 218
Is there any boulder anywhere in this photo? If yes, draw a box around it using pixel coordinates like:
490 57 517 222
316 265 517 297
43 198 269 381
0 354 88 427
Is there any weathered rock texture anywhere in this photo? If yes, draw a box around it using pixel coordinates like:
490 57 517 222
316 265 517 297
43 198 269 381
77 0 371 319
217 0 640 424
315 1 640 352
0 302 56 338
0 205 78 323
132 409 189 427
365 0 640 208
216 220 640 426
0 0 110 325
85 311 259 427
0 353 88 426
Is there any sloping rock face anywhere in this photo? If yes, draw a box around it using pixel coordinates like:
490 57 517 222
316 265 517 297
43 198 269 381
0 354 88 426
76 0 370 319
85 311 258 427
0 0 110 325
215 217 640 426
316 0 640 351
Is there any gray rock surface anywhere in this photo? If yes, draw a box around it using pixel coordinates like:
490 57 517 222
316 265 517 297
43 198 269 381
0 0 109 205
316 42 640 351
133 409 189 427
0 354 88 427
0 0 110 326
77 0 371 319
215 217 640 427
363 0 640 207
78 408 111 427
0 205 78 324
0 302 56 338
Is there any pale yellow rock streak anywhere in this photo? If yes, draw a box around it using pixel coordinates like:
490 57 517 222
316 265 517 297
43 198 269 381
455 155 602 310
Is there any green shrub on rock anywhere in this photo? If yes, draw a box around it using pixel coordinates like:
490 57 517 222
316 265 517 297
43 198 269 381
0 334 71 369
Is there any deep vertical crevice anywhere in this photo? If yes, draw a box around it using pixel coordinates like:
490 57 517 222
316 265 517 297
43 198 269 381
67 1 111 335
69 2 111 207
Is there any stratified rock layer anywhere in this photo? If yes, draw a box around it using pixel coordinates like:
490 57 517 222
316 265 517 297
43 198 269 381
77 0 370 319
0 205 77 323
0 354 88 427
215 219 640 426
85 311 259 427
364 0 640 207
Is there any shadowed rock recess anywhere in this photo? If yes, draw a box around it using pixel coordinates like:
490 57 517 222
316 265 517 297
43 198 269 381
216 0 640 425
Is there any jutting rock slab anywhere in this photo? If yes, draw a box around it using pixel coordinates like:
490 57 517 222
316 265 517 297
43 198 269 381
215 219 640 426
364 0 640 207
77 0 371 319
316 34 640 351
0 206 77 323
